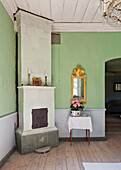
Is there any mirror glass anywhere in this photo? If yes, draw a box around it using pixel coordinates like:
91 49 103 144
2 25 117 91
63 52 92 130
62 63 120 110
73 78 84 100
71 66 86 103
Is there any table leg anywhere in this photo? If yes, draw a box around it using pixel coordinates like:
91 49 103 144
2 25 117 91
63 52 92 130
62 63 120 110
86 129 87 142
70 129 72 145
88 129 90 145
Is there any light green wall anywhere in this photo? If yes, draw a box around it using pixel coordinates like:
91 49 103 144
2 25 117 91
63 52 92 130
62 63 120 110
0 3 16 117
52 32 121 109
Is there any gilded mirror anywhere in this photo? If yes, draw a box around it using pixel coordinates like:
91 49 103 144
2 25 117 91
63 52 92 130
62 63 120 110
71 66 86 103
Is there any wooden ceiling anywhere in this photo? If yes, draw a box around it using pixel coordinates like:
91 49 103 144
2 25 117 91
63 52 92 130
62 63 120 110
1 0 121 32
1 0 102 23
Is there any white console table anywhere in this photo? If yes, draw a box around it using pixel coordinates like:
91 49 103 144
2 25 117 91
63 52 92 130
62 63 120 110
68 116 92 145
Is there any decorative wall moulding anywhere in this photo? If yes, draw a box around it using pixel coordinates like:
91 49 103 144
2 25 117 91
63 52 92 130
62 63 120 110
52 22 121 32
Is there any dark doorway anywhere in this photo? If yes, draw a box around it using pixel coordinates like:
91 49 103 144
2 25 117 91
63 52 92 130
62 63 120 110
105 59 121 133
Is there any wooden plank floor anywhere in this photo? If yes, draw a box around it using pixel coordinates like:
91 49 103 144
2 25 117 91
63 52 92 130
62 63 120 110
2 134 121 170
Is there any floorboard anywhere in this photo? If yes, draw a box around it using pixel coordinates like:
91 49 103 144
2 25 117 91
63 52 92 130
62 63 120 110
1 134 121 170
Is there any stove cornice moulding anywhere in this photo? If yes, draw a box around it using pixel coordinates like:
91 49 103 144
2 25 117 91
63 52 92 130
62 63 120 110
15 10 53 31
18 86 56 89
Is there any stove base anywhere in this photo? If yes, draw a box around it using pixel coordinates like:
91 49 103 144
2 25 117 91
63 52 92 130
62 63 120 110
16 127 59 154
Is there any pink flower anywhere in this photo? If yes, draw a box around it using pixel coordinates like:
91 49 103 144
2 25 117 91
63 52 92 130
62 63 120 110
73 104 77 108
77 103 81 107
71 100 75 104
75 99 79 103
70 99 84 110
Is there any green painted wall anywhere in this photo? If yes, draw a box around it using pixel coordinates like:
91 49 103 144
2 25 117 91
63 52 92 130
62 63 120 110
0 3 16 117
52 32 121 109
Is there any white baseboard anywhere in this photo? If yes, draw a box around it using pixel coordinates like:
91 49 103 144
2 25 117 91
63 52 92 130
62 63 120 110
0 112 17 161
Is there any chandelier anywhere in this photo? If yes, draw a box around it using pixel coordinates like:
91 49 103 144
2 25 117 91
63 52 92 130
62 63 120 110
101 0 121 27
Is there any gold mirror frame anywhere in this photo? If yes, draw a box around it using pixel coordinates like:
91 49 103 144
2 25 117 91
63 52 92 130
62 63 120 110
71 66 86 103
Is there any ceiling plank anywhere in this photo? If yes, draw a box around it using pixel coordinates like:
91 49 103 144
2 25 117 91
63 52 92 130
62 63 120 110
1 0 14 20
51 0 64 22
26 0 41 16
15 0 29 11
6 0 17 13
62 0 78 22
39 0 51 19
93 6 102 22
0 0 109 25
73 0 90 22
83 0 100 22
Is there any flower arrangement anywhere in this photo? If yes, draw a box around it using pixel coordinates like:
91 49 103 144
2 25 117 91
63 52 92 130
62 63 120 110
70 99 84 111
